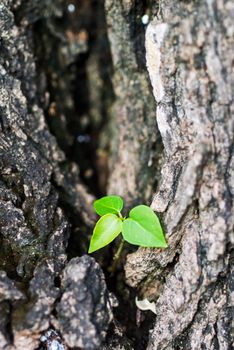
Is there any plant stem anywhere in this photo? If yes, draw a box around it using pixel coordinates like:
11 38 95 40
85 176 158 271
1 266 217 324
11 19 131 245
109 238 125 273
118 211 123 219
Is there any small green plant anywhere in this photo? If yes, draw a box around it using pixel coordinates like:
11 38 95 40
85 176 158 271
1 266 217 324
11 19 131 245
88 195 167 254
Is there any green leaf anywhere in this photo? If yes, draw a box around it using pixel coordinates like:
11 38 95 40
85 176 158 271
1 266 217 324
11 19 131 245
122 205 167 248
88 214 122 253
93 195 123 216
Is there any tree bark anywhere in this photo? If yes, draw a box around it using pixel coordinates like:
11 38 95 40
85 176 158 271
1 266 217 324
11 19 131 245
0 1 111 349
125 1 234 349
0 0 233 350
105 0 161 208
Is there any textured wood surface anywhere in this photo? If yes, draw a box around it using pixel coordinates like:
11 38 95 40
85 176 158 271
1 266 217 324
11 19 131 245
0 0 233 349
125 1 234 349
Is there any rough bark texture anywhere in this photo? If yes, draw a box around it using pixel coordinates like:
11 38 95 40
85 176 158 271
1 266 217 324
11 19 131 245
0 0 233 349
125 0 234 349
0 1 112 349
105 0 162 208
56 256 113 349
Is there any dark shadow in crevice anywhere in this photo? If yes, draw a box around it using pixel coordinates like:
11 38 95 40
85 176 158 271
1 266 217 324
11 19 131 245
32 1 161 349
33 0 114 199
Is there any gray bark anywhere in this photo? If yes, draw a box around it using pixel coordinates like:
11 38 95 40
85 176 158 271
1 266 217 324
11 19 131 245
105 0 162 208
0 0 233 349
0 1 111 349
124 1 234 349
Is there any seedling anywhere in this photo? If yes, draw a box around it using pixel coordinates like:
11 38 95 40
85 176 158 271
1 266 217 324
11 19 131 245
88 195 167 256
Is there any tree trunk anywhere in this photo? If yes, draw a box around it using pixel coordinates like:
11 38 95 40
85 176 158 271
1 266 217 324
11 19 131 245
0 0 233 350
0 1 111 349
125 1 234 349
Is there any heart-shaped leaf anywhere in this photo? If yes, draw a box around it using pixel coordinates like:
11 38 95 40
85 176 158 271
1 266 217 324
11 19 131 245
122 205 167 248
88 214 122 253
93 195 123 216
